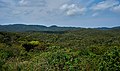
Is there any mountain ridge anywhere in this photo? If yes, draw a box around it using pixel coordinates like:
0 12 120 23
0 24 80 32
0 24 120 32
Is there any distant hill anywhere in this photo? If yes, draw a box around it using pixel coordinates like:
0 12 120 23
112 26 120 29
95 27 111 30
95 26 120 30
0 24 120 32
0 24 80 32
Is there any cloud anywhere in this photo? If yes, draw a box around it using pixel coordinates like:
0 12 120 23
19 0 28 6
60 4 86 16
112 5 120 13
18 0 46 7
0 1 7 7
92 12 99 17
0 0 120 25
0 0 72 23
91 0 119 11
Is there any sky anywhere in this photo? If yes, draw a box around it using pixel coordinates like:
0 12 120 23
0 0 120 27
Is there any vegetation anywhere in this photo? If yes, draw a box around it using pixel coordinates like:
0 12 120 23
0 24 80 32
0 28 120 71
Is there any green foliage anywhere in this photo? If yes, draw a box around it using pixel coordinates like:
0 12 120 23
47 51 81 70
29 41 39 46
22 41 39 51
0 29 120 71
98 47 120 71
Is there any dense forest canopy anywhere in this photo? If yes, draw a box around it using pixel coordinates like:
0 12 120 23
0 28 120 71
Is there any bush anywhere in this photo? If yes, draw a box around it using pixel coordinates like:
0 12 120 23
22 41 39 51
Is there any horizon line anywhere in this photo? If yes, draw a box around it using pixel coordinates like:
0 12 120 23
0 23 120 28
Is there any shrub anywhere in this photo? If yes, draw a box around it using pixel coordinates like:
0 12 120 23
22 41 39 51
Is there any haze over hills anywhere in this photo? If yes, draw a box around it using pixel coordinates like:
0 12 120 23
0 24 120 32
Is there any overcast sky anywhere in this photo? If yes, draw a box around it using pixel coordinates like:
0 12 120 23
0 0 120 27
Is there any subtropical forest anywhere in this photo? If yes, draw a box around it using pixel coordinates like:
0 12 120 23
0 28 120 71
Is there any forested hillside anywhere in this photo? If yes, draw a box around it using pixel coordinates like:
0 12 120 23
0 29 120 71
0 24 80 32
0 24 120 32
